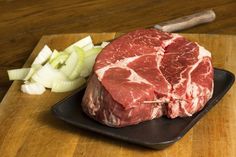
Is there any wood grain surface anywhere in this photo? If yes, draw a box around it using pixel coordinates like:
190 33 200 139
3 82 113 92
0 0 236 101
0 33 235 157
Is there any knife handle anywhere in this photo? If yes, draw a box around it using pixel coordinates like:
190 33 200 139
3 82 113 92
154 9 216 32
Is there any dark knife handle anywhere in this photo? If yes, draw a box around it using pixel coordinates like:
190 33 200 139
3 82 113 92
154 9 216 32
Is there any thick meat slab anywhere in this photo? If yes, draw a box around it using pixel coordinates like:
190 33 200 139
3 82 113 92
82 29 213 127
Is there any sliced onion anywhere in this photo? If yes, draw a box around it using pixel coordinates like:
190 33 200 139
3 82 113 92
49 49 60 62
101 42 110 48
21 82 46 95
83 43 94 51
32 63 67 88
65 36 92 53
7 68 30 80
68 47 85 80
93 45 102 48
24 64 42 81
80 48 101 77
60 50 79 77
7 35 109 95
32 45 52 65
84 47 102 58
50 53 69 68
51 77 86 92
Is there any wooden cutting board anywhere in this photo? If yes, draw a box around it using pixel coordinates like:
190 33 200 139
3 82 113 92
0 33 235 157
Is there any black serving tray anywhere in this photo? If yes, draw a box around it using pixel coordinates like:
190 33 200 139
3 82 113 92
52 68 235 149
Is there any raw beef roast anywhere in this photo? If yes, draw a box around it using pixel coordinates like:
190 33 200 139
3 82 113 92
82 29 214 127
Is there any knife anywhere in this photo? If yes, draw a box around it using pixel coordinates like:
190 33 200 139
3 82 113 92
99 9 215 44
154 9 216 32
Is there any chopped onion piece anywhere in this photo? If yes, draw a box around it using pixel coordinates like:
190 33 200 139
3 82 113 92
7 68 30 80
80 55 97 77
69 47 85 80
82 43 94 51
84 47 102 58
101 42 110 48
52 77 86 92
80 48 102 77
32 45 52 65
50 53 69 68
32 63 67 88
93 45 102 48
65 36 92 53
31 64 43 69
21 82 46 95
49 49 60 62
24 64 42 81
60 50 78 77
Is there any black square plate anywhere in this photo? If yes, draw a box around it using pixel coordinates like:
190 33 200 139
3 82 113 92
51 68 235 149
